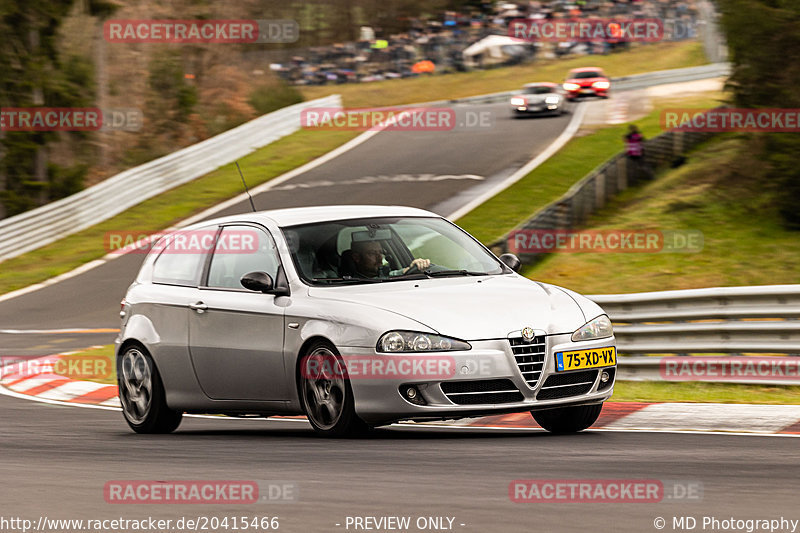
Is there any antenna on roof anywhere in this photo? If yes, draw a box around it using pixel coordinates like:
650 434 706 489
236 161 257 213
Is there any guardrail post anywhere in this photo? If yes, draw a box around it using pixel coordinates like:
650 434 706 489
617 156 628 192
673 130 685 155
595 172 606 209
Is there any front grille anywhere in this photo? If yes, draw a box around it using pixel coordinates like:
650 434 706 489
441 379 523 405
509 335 546 388
536 369 597 400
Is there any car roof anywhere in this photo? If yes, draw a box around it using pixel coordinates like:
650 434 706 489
188 205 438 229
523 82 558 88
569 67 605 73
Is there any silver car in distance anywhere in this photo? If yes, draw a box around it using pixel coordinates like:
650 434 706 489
116 205 616 436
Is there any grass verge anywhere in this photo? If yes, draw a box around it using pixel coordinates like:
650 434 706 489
301 41 707 107
613 381 800 404
521 134 800 293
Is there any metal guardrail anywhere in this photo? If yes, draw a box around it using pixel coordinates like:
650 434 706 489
0 95 342 263
433 63 730 106
490 127 718 256
588 285 800 384
611 62 729 91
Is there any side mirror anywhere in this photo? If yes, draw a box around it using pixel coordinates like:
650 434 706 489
240 271 274 293
499 253 521 272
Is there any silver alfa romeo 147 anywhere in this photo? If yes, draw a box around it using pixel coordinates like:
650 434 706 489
116 205 616 436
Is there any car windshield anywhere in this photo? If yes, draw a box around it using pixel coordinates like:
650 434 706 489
570 71 603 79
524 86 554 94
282 216 505 285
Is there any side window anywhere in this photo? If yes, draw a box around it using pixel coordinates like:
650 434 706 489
151 230 211 286
206 226 281 290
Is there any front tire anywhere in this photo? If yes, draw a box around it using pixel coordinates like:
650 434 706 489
299 341 370 437
531 403 602 434
118 344 182 434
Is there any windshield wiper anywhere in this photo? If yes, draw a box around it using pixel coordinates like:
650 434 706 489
425 269 487 277
312 277 385 284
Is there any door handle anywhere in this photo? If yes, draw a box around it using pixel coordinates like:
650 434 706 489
189 301 208 313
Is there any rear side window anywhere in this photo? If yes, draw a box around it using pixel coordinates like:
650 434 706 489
151 229 215 286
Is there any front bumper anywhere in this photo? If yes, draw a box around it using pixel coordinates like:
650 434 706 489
566 86 608 99
344 334 616 425
512 103 561 114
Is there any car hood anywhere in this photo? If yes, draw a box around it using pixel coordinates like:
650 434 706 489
516 94 554 104
307 275 588 340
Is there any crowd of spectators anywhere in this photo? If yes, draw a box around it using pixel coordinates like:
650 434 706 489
270 0 700 86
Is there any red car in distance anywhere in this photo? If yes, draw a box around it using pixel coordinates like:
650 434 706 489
563 67 610 100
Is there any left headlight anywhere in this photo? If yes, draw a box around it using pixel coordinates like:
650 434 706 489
510 97 527 106
571 315 613 342
545 95 560 104
377 331 472 353
593 80 610 89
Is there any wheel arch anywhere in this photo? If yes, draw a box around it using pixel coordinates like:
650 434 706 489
293 335 337 401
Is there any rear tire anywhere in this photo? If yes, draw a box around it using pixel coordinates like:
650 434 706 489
531 403 602 434
299 341 370 437
118 343 182 434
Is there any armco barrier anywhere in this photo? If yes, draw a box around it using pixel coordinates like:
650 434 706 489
0 95 341 263
589 285 800 384
434 63 729 107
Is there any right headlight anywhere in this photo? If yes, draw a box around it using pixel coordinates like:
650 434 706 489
563 82 580 91
571 315 613 342
377 331 471 353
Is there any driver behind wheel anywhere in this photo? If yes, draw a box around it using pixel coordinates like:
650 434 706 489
350 239 430 278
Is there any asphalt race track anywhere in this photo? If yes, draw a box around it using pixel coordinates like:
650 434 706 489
0 101 572 356
2 395 799 532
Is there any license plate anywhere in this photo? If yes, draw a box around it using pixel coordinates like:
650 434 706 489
580 88 594 94
556 347 616 372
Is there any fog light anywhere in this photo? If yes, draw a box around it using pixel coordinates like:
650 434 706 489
400 385 426 405
600 371 610 383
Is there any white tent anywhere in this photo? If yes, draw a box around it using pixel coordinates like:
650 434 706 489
462 35 534 67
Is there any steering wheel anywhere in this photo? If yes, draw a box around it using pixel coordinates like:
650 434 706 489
405 262 421 274
403 260 434 275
